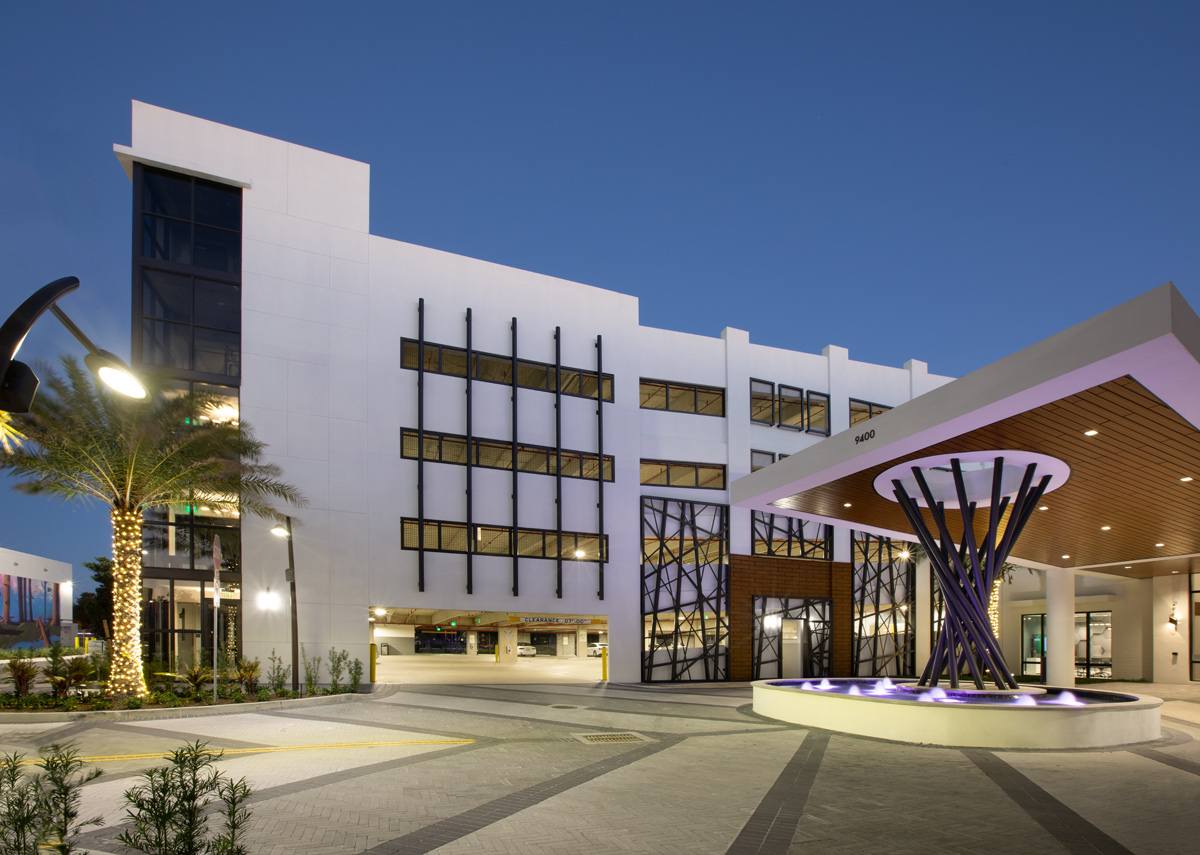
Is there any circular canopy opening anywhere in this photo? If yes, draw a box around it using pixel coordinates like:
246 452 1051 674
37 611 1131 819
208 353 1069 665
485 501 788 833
873 450 1070 509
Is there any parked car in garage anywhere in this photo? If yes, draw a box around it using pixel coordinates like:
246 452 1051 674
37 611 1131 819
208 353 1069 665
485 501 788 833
517 645 537 656
587 642 608 657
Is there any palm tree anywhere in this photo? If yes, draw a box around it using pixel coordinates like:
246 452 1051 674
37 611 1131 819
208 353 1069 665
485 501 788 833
0 357 304 697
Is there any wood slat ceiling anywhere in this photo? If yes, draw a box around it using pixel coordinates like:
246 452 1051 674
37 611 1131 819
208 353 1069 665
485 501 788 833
771 375 1200 578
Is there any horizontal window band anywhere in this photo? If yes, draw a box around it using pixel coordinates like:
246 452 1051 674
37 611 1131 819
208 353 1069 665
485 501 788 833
401 429 614 482
639 459 726 490
401 338 613 402
402 518 608 562
638 378 725 417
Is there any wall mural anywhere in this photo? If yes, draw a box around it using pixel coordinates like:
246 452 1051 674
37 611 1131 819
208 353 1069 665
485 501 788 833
0 572 62 650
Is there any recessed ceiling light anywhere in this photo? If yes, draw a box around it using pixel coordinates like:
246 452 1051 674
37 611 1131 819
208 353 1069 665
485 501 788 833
1084 429 1099 436
1038 506 1048 511
843 502 852 507
1124 566 1131 569
1062 554 1070 559
1182 477 1194 482
1100 525 1111 531
1173 571 1180 574
1156 543 1165 547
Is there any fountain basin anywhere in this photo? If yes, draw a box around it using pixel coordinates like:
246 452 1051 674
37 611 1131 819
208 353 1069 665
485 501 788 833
753 678 1162 749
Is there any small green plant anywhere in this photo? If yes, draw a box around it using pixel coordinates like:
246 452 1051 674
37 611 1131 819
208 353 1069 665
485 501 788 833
349 658 364 693
235 658 261 694
301 645 321 696
66 656 95 694
5 654 37 698
0 744 102 854
181 663 214 694
255 687 270 702
266 648 290 696
42 644 70 700
145 658 175 694
117 741 253 855
327 647 349 692
91 697 113 711
61 696 80 712
125 697 143 710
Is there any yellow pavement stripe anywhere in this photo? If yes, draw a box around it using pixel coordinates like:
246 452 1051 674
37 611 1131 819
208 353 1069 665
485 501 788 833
17 739 474 765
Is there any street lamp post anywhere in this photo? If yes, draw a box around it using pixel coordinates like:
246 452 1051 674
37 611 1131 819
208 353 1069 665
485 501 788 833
0 276 146 412
271 516 300 693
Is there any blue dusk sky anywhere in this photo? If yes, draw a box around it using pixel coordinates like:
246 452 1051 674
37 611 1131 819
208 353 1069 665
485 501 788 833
1 3 1198 589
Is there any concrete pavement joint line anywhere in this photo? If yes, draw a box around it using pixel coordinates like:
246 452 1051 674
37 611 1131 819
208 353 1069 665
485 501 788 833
723 730 829 855
963 750 1135 855
64 739 474 764
1131 747 1200 777
359 736 683 855
384 695 758 729
75 740 493 851
268 708 487 740
392 684 751 721
1161 713 1200 729
97 721 269 750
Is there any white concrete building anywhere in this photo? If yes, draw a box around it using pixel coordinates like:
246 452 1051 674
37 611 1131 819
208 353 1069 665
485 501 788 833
116 102 952 684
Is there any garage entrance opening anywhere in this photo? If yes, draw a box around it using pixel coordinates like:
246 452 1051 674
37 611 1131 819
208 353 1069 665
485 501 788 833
370 607 609 684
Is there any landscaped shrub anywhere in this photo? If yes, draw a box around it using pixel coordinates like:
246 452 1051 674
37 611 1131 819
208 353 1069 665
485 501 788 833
118 741 253 855
0 743 102 854
124 697 143 710
235 658 261 694
5 654 38 698
349 658 364 693
42 644 70 700
181 663 213 694
327 647 349 692
301 645 321 697
266 648 290 696
91 698 113 711
66 656 95 694
255 687 270 702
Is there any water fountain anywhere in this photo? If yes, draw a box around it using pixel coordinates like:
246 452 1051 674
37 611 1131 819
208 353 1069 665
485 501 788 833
752 452 1162 749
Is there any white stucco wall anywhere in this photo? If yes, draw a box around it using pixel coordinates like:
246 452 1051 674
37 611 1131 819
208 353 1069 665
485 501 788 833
119 102 956 685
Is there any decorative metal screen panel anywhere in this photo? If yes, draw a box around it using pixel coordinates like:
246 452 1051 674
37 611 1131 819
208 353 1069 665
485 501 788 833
851 532 916 677
641 497 729 682
751 597 832 680
751 511 832 560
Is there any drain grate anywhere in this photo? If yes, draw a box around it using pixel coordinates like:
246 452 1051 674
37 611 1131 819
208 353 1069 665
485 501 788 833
551 704 578 709
576 732 646 744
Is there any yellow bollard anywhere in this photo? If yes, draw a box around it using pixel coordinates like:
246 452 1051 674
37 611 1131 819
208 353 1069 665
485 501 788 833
601 647 608 681
369 643 377 684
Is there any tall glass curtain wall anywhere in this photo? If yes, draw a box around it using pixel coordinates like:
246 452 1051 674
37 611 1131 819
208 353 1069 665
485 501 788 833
132 165 243 666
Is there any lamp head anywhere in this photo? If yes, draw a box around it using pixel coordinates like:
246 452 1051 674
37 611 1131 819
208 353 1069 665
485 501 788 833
85 350 146 399
271 524 291 538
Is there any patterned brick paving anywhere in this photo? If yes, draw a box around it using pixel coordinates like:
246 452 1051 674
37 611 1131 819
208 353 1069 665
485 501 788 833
1 678 1198 854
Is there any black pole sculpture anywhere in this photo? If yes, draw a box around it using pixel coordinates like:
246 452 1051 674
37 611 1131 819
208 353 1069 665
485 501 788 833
892 456 1051 690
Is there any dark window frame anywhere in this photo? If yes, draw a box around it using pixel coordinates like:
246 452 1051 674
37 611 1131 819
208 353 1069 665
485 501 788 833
401 428 614 482
639 378 726 418
401 517 608 562
849 398 892 427
639 458 727 491
402 339 613 402
750 378 775 426
806 391 831 436
777 384 805 431
750 449 776 472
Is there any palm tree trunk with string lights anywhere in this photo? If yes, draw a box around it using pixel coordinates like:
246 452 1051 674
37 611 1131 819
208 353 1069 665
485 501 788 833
0 357 304 698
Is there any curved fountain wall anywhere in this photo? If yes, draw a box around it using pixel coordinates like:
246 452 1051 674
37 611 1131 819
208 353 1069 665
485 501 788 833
753 678 1162 749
